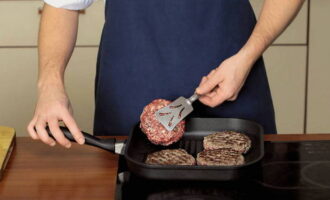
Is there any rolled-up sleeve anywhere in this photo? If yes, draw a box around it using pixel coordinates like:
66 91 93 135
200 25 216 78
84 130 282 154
44 0 97 10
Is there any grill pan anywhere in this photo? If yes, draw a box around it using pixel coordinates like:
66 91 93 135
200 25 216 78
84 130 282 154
52 118 264 181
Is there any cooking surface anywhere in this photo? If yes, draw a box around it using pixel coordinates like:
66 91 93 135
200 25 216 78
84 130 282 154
1 135 330 200
0 137 121 200
116 141 330 200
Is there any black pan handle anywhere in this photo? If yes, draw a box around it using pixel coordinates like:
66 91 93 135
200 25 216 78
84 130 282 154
47 126 116 153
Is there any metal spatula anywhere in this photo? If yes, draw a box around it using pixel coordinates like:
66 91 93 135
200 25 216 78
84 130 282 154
155 93 200 131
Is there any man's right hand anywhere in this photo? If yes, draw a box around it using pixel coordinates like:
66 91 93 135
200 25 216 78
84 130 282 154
27 84 85 148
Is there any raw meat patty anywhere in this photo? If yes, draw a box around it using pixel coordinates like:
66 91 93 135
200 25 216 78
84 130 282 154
196 149 245 166
140 99 185 146
145 149 195 165
203 131 251 154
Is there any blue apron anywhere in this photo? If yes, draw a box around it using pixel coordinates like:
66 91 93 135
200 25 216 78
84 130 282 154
94 0 277 135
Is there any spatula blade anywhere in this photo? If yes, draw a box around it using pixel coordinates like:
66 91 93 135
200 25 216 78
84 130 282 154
155 97 193 131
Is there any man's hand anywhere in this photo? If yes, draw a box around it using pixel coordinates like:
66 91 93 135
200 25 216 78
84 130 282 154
196 0 304 108
27 84 85 148
196 53 253 107
27 4 82 148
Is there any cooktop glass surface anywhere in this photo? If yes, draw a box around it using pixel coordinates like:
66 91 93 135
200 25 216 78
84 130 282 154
115 141 330 200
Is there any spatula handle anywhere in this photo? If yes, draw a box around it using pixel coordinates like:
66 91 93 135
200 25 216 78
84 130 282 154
188 93 200 104
46 126 116 153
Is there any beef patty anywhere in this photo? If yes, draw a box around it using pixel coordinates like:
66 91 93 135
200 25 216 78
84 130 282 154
140 99 185 146
145 149 195 165
203 131 251 153
196 148 245 166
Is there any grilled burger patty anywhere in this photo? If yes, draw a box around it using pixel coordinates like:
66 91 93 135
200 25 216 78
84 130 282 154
145 149 195 165
203 131 251 154
196 148 245 166
140 99 185 146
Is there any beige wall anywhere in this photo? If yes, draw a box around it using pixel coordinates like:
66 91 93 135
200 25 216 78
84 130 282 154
0 1 103 136
307 1 330 133
0 0 329 136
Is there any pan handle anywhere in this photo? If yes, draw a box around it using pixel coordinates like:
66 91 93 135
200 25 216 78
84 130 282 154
47 127 117 153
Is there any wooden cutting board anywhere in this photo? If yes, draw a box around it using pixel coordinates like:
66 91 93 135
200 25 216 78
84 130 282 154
0 126 15 180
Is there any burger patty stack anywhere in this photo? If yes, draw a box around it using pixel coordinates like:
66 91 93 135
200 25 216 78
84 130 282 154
143 131 252 167
197 131 251 166
140 99 252 167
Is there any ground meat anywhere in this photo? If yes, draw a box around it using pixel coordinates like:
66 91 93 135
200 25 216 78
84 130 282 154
140 99 185 146
196 148 245 166
203 131 251 154
145 149 195 165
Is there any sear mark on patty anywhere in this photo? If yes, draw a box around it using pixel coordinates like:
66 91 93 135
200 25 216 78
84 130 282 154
197 148 245 166
203 131 251 154
145 149 195 166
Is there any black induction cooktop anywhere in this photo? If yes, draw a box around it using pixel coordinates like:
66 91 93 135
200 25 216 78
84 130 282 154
115 141 330 200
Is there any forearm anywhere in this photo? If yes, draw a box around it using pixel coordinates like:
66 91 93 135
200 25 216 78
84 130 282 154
239 0 305 63
38 3 79 91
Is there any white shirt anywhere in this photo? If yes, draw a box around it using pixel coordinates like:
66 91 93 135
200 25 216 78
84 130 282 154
44 0 98 10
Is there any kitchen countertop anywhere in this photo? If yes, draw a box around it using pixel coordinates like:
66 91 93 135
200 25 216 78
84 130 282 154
1 134 330 200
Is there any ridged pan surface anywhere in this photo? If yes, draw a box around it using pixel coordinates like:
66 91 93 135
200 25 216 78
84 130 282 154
125 118 264 181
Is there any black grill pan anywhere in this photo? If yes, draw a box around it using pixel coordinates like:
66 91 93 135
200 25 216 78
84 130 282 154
51 118 264 181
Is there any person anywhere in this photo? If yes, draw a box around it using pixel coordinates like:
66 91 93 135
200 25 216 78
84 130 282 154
27 0 305 148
